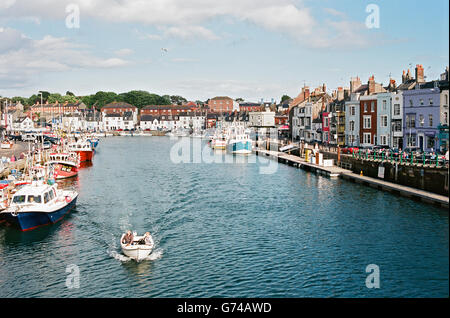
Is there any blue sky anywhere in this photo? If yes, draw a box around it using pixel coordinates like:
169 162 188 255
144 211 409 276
0 0 448 102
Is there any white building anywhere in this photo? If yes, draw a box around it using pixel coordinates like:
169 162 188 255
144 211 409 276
11 117 34 131
249 111 275 128
345 93 361 147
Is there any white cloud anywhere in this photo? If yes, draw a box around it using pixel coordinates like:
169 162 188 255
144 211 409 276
0 0 381 47
114 48 134 57
162 25 220 41
0 28 130 88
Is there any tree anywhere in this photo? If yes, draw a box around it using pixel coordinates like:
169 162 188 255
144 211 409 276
280 95 291 103
235 98 244 103
170 95 187 105
66 91 75 96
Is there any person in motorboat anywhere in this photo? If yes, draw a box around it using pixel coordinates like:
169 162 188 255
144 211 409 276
122 230 134 246
138 232 152 246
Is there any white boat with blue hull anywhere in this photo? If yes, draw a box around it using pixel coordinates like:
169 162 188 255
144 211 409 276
226 127 253 154
1 181 78 231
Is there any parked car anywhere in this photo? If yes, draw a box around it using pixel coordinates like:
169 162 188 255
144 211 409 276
341 146 359 154
21 133 36 142
43 141 52 150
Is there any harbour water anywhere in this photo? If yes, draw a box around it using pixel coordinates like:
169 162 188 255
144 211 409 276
0 137 448 297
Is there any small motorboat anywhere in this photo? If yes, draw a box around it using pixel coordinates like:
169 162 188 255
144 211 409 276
120 232 154 261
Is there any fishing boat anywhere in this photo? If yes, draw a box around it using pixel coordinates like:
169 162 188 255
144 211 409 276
120 232 154 261
226 127 253 154
0 181 78 231
47 152 79 180
87 137 99 149
211 131 228 150
67 140 94 162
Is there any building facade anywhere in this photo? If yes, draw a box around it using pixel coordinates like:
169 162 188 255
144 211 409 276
403 87 441 152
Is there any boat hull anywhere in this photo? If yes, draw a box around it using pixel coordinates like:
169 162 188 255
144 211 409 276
53 164 78 180
120 234 154 261
76 150 94 162
2 196 78 231
227 140 252 154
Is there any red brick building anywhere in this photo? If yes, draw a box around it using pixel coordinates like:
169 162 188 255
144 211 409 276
359 96 378 146
208 96 235 113
31 102 83 115
239 102 261 112
101 102 137 115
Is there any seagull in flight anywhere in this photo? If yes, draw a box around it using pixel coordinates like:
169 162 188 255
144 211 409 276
161 48 168 53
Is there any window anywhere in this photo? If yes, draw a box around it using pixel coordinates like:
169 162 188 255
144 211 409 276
444 112 448 125
12 195 26 204
44 192 50 203
429 98 433 105
364 103 368 113
407 135 416 147
363 133 371 144
419 115 424 127
429 114 433 127
28 195 42 203
427 137 435 149
409 100 413 107
381 115 388 127
383 100 387 110
380 135 388 145
349 120 355 131
363 116 371 129
394 104 400 116
406 114 416 128
420 99 424 105
371 102 375 112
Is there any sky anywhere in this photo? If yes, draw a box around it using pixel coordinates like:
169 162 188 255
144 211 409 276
0 0 448 102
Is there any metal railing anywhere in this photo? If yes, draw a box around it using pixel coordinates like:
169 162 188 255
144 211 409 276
351 150 449 167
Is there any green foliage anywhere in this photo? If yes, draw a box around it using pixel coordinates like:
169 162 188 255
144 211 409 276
170 95 187 105
7 90 181 110
280 95 291 103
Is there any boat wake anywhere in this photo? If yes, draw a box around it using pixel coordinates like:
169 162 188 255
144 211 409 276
109 250 132 262
144 248 163 261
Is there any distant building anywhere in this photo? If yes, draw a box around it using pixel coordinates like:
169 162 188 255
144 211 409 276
208 97 238 113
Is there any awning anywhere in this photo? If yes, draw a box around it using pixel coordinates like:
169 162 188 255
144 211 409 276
278 125 290 130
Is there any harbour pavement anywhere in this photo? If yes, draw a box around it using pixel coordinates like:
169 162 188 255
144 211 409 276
0 141 29 159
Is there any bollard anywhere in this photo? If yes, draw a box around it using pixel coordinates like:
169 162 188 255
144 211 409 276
410 153 414 165
436 156 439 167
423 154 425 165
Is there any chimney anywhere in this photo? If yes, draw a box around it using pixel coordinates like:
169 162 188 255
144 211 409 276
337 87 344 101
368 75 376 95
415 64 425 83
402 70 406 84
350 76 362 93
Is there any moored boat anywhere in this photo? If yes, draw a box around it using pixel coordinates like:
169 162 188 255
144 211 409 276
67 140 94 162
226 127 253 154
0 181 78 231
47 152 79 180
